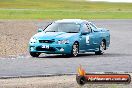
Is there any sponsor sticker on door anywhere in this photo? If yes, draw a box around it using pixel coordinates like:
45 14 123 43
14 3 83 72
86 35 90 44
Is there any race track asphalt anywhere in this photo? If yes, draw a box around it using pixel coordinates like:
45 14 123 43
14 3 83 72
0 19 132 77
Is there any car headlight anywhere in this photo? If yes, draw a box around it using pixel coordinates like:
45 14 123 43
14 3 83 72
57 40 69 44
30 37 38 43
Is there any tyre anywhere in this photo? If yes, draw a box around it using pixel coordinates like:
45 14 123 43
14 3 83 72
71 42 79 57
76 76 86 85
30 52 41 57
95 40 106 55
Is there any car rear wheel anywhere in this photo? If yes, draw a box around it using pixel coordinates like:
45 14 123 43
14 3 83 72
95 40 106 55
71 42 79 57
30 52 41 57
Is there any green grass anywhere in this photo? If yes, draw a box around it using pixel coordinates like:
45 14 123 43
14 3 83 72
0 0 132 19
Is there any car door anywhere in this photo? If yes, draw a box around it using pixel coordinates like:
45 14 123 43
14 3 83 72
89 22 100 49
79 23 95 51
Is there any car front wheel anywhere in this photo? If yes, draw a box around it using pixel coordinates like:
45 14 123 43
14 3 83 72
71 42 79 57
30 52 41 57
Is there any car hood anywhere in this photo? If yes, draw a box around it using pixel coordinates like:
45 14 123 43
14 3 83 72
33 32 78 40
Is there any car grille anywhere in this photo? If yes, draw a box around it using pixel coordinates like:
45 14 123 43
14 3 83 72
36 46 56 51
39 40 54 43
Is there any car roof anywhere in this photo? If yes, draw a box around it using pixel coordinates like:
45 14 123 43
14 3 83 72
54 19 89 24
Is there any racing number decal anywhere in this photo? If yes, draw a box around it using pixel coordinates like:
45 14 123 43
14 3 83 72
86 35 90 44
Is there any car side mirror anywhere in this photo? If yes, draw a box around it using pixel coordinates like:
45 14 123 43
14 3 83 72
37 28 43 32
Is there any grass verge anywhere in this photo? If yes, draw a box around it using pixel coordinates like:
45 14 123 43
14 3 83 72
0 0 132 19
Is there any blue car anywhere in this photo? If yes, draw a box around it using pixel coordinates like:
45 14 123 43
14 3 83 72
29 19 110 57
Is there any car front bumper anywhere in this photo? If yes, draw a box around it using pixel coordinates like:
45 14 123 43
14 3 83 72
29 43 72 54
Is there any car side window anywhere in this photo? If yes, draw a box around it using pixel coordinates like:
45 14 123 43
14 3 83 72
82 24 91 33
89 23 97 29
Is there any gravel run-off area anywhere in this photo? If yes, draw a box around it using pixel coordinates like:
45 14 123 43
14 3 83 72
0 20 51 57
0 75 132 88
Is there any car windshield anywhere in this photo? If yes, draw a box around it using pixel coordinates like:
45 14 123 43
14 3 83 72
44 23 80 33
